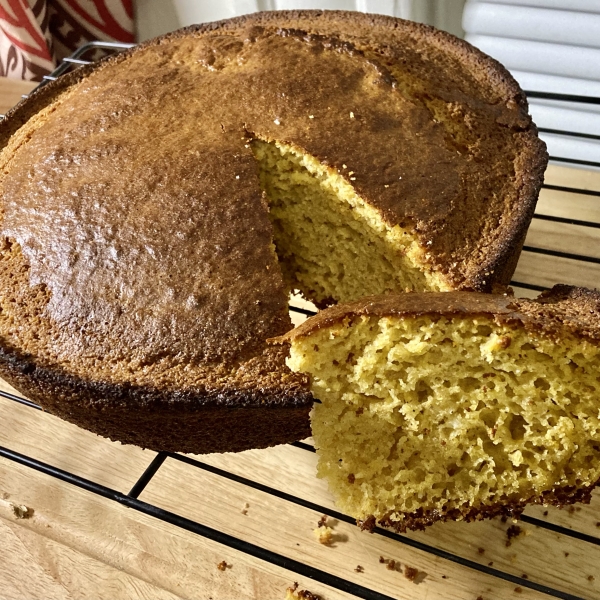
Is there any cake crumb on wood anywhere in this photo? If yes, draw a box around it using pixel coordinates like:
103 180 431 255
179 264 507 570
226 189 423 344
478 547 485 555
241 502 249 515
404 565 426 584
505 524 523 546
313 526 333 545
514 587 523 594
11 503 33 519
354 565 364 573
386 559 398 571
217 561 229 571
286 582 322 600
314 515 345 545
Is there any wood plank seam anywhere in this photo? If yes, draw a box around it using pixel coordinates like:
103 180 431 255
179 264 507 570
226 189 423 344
0 445 395 600
165 452 586 600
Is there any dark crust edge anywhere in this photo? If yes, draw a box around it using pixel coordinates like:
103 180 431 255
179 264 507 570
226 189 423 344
0 10 548 292
479 130 547 292
0 341 312 453
359 479 599 533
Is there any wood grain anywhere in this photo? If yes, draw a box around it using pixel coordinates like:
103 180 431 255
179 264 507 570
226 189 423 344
0 517 186 600
0 396 155 493
0 457 354 600
194 443 600 599
544 164 600 192
513 250 600 290
142 454 592 600
0 78 36 116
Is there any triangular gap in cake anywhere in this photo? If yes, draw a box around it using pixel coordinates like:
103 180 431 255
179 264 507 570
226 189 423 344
249 136 453 308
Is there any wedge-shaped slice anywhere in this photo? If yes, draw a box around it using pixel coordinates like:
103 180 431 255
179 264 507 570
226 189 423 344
275 286 600 531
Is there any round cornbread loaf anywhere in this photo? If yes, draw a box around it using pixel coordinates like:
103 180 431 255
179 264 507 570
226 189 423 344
0 11 546 453
276 286 600 530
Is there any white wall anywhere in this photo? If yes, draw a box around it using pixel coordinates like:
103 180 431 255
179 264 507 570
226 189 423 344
135 0 466 41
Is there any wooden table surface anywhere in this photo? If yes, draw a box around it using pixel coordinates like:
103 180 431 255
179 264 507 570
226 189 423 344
1 75 600 600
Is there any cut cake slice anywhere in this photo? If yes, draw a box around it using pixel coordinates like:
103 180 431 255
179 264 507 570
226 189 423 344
275 286 600 530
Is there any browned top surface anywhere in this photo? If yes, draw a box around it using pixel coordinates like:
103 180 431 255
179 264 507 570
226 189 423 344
0 10 546 392
276 285 600 343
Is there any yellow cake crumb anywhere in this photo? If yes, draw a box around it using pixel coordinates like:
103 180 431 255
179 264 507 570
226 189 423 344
313 525 334 545
251 139 450 305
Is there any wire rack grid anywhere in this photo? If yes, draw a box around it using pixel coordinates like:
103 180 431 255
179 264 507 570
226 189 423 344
1 41 600 600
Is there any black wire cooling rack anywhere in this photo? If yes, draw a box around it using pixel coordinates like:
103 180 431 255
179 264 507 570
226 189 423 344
1 41 600 600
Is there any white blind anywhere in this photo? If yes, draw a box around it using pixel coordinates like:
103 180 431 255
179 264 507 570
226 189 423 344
463 0 600 166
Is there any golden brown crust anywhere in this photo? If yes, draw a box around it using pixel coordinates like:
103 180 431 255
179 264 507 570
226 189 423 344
0 10 546 453
274 286 600 345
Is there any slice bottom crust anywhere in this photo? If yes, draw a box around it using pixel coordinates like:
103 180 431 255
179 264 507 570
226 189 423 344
278 289 600 530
